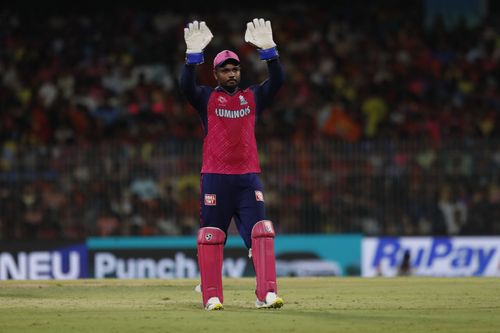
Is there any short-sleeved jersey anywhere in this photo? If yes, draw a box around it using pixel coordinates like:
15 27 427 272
180 59 284 174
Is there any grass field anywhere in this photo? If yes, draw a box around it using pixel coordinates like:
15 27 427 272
0 277 499 333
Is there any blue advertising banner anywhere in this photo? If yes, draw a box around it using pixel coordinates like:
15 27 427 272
0 242 88 280
0 234 361 280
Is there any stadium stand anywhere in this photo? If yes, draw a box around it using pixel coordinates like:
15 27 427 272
1 1 499 239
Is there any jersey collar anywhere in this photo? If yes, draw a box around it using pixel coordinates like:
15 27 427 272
215 86 240 95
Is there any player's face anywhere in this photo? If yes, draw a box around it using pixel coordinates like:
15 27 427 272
214 64 241 89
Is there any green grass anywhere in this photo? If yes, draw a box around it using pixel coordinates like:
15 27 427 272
0 278 499 333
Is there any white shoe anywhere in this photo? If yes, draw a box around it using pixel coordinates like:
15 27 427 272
255 292 284 309
205 297 223 311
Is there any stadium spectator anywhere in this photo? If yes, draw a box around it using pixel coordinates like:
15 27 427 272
1 2 500 238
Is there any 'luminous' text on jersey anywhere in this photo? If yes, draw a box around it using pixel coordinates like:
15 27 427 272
215 106 251 119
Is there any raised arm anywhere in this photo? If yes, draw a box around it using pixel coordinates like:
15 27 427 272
245 18 285 113
179 20 213 110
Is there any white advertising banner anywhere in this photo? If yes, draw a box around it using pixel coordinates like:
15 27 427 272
362 237 500 277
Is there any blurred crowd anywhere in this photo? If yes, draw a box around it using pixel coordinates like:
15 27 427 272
1 2 500 239
1 139 499 240
1 3 500 145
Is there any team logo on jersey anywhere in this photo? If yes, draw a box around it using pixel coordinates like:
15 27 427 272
217 96 227 104
205 194 217 206
239 95 248 105
255 191 264 202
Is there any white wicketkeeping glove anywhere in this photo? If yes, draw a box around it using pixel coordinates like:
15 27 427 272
184 21 213 54
245 18 276 50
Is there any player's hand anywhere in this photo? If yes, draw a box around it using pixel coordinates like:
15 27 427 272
184 21 213 54
245 18 276 50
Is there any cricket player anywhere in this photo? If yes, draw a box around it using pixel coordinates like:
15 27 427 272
180 18 285 310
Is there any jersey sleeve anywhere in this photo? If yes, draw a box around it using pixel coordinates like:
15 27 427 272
179 64 212 131
251 59 285 117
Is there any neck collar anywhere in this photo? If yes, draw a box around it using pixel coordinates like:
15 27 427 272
215 86 240 95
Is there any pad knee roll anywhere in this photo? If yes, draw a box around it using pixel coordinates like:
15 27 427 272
197 227 225 305
251 220 277 301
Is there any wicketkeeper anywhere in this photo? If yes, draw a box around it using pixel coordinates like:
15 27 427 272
180 18 285 310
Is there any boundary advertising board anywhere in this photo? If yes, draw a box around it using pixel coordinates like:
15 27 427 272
1 234 361 280
362 237 500 277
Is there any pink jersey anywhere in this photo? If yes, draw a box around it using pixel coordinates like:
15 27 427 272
202 89 260 174
180 59 284 175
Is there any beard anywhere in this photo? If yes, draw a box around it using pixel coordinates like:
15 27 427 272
221 79 239 92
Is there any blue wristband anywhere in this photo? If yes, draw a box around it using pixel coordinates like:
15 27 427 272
186 52 204 65
258 47 279 61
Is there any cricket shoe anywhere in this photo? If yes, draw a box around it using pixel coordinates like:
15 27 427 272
205 297 223 311
255 292 284 309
